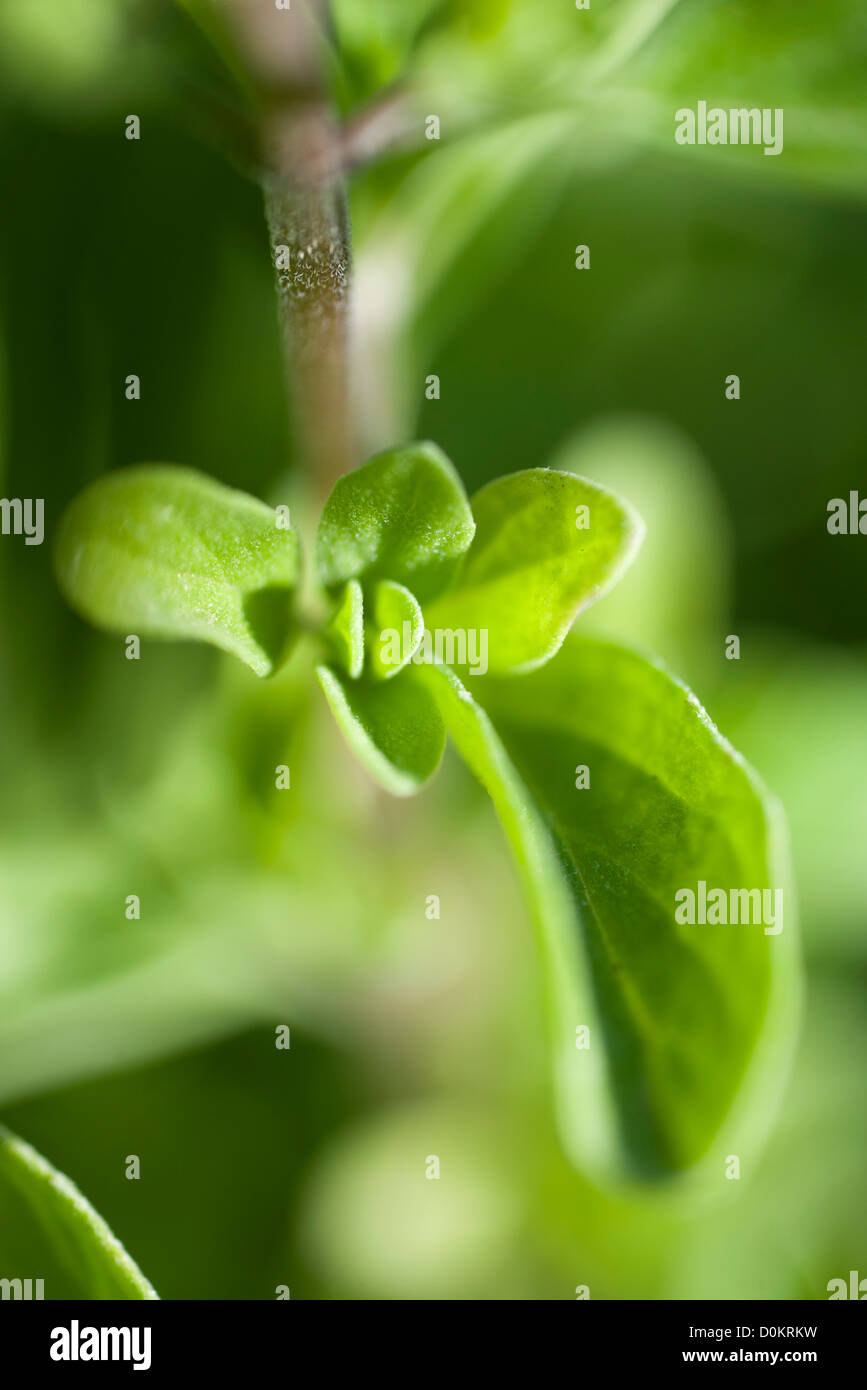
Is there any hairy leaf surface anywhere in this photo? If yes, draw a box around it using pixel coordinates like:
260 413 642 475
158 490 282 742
315 443 475 603
426 469 643 673
55 465 299 677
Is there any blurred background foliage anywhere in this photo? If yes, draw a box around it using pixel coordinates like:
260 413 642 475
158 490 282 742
0 0 865 1298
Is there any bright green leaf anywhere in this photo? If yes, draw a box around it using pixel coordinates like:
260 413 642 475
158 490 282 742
425 469 644 674
314 442 475 603
424 636 800 1183
317 663 445 797
0 1125 158 1299
547 417 730 684
326 578 365 679
55 465 299 677
369 579 424 680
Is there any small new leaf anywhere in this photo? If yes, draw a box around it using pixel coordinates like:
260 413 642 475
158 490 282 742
369 579 424 680
327 578 365 679
315 442 475 603
55 465 300 677
425 469 644 673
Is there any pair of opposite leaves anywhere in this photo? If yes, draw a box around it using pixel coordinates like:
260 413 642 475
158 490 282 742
55 443 799 1186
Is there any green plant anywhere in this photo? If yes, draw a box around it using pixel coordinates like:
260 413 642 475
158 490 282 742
0 0 839 1301
41 0 803 1206
54 434 800 1187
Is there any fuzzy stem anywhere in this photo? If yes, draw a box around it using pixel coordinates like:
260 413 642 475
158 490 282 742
224 0 355 498
263 132 353 499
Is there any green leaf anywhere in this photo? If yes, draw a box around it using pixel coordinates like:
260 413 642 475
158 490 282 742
55 465 299 677
425 470 644 674
317 663 445 796
369 579 424 680
545 419 729 684
314 442 475 603
326 578 365 679
0 1125 158 1299
423 636 800 1183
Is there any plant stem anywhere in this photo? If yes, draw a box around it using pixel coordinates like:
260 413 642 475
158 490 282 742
263 127 353 500
224 0 354 499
